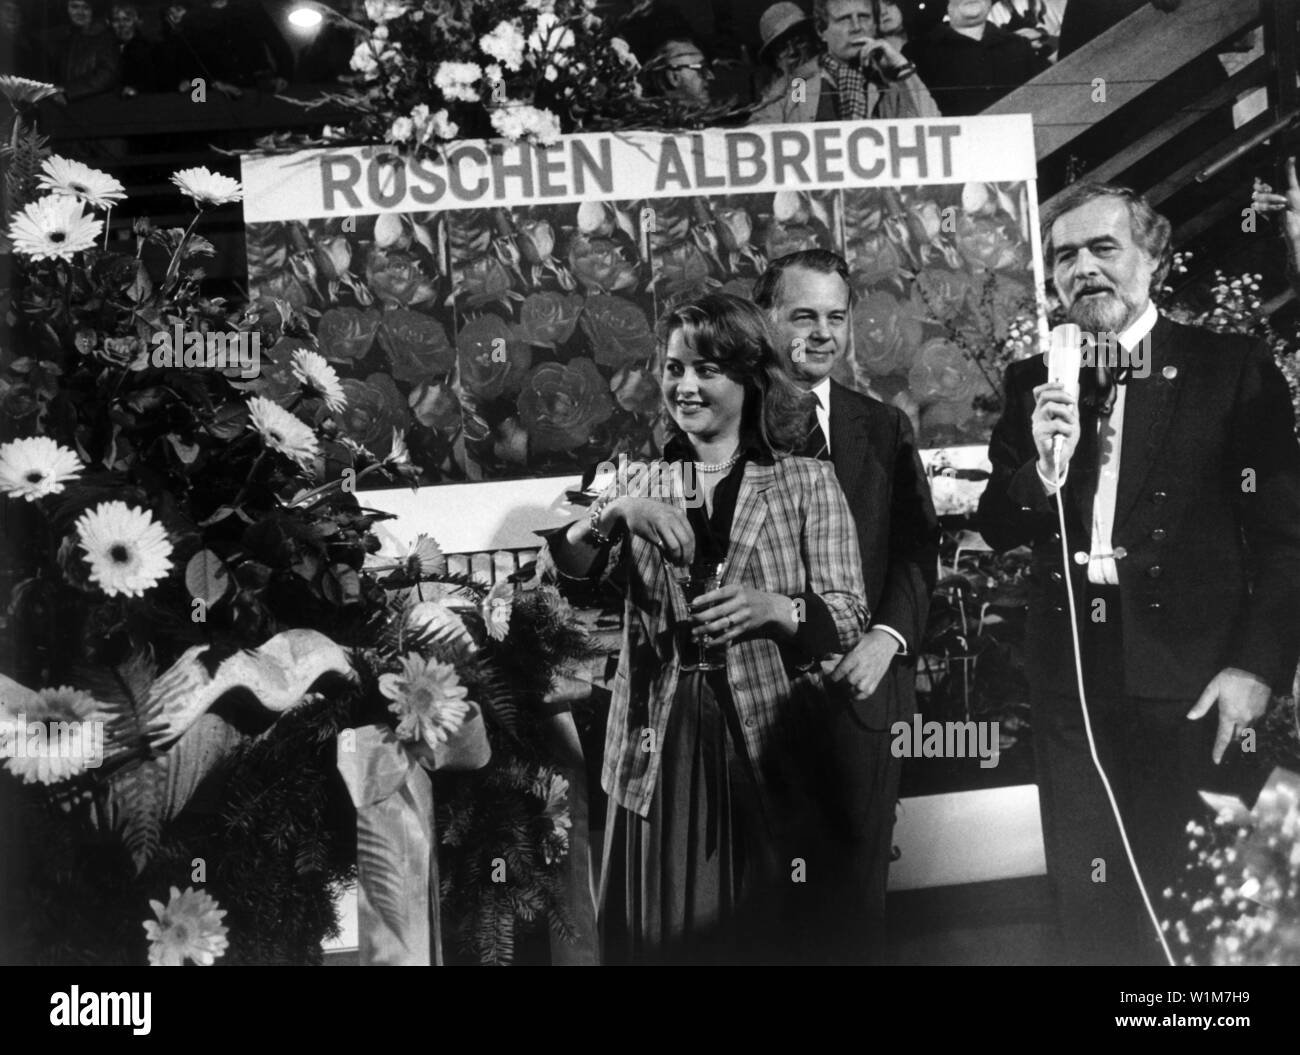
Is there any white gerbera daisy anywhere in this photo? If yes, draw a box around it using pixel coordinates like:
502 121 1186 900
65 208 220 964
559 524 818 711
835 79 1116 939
481 579 514 641
0 75 59 106
8 195 103 262
75 501 175 598
289 349 346 412
170 167 244 208
37 156 126 211
378 654 472 751
0 436 83 501
143 886 230 967
2 686 104 786
402 533 446 577
247 395 320 468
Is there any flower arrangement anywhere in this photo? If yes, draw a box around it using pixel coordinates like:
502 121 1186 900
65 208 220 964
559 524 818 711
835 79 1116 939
1 119 592 964
1162 756 1300 966
298 0 735 149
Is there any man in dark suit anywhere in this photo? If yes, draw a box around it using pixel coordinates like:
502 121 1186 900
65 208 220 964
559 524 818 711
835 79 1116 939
754 249 940 961
978 182 1300 964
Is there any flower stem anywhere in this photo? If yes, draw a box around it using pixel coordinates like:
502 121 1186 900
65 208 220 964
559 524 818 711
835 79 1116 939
163 210 204 294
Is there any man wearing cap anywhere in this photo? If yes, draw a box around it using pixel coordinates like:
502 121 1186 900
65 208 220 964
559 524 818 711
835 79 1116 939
750 0 939 125
642 37 716 106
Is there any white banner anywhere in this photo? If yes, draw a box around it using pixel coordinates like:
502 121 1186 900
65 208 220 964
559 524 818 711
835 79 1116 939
242 115 1038 223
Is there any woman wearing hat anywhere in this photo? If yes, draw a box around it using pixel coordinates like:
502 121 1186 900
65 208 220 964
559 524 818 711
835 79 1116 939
757 2 820 81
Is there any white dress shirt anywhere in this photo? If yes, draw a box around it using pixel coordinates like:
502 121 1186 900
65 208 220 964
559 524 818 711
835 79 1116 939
1038 302 1159 586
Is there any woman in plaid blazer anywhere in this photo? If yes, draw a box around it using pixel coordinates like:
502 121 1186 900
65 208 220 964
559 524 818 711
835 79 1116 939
542 293 868 962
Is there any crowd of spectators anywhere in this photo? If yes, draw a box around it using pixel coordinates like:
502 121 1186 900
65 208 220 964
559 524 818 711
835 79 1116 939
0 0 296 100
0 0 1217 130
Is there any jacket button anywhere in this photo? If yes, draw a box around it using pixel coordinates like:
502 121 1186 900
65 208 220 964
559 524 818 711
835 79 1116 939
743 717 756 729
1152 490 1168 503
1050 532 1061 542
1052 604 1065 613
1050 570 1063 583
1151 528 1166 542
1147 565 1163 578
1148 601 1162 611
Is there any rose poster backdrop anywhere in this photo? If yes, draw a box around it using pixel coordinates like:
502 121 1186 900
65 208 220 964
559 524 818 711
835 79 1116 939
241 116 1046 487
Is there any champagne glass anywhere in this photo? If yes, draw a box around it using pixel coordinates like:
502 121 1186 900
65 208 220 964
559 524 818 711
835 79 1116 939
669 559 728 672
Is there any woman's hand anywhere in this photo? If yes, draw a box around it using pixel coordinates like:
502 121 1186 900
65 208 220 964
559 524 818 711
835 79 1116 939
688 586 795 645
608 497 695 566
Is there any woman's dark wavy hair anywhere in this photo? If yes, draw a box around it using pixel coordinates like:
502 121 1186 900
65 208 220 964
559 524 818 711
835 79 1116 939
655 292 811 458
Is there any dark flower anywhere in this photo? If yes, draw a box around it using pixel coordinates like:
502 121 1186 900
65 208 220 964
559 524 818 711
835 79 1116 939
492 416 529 465
908 338 980 406
954 215 1029 272
322 373 408 456
914 268 973 321
852 290 923 378
517 358 614 452
516 219 556 265
457 314 533 400
610 364 661 414
580 294 655 368
568 234 639 293
654 242 714 302
379 308 455 383
847 229 905 287
515 291 582 347
409 378 462 433
366 248 436 307
457 254 514 307
317 307 382 360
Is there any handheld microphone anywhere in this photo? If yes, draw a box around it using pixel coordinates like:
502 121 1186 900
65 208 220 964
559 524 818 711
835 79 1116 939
1045 322 1083 467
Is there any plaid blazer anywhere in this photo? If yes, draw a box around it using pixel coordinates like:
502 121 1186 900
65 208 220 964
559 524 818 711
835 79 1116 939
541 455 868 818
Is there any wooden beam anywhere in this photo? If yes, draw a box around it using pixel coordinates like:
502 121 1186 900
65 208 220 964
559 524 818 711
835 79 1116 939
1145 109 1282 206
1084 58 1268 186
987 0 1260 159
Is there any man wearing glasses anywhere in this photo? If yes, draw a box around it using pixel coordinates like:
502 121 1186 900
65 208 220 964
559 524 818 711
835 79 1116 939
643 38 716 106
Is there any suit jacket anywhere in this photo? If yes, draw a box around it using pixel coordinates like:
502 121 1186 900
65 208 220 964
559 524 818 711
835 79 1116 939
828 381 940 728
906 22 1047 117
977 316 1300 698
539 455 868 818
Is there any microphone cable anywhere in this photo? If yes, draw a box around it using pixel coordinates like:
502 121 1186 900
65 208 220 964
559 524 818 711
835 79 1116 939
1049 463 1176 967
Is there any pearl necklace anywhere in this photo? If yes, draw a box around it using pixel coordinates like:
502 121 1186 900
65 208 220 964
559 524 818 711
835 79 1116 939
694 452 741 473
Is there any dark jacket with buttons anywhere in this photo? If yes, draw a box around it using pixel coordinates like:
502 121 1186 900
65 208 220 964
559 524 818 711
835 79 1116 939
977 316 1300 699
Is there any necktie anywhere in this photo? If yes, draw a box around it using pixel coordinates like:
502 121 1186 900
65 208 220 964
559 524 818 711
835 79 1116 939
1093 363 1132 416
803 415 830 460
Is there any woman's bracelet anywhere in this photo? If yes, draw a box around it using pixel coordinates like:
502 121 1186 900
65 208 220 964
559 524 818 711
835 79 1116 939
587 497 620 547
891 62 917 81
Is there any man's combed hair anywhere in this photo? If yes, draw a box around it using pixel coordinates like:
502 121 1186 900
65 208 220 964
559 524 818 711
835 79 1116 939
1041 181 1173 294
752 248 855 311
656 293 810 456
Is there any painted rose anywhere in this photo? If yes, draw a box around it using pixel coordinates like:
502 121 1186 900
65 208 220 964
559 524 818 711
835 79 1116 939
457 254 514 307
954 215 1029 272
323 374 408 456
515 291 582 346
409 377 462 433
379 308 455 383
517 358 614 452
568 234 638 293
914 268 972 321
316 306 382 361
848 229 905 287
580 294 655 368
907 338 980 406
366 248 436 306
492 415 529 465
457 314 532 400
852 290 922 378
609 363 660 414
517 218 556 265
655 242 714 301
713 205 753 253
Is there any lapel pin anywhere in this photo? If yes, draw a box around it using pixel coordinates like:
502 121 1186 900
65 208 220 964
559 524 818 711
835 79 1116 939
1162 365 1178 380
1073 551 1088 565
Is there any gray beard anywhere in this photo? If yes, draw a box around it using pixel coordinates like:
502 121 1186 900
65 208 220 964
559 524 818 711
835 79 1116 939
1067 292 1131 336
